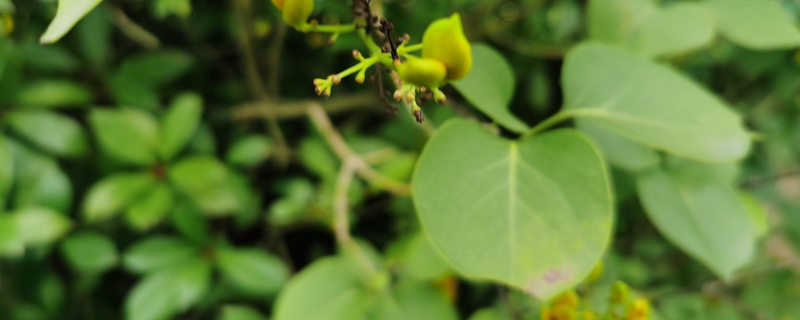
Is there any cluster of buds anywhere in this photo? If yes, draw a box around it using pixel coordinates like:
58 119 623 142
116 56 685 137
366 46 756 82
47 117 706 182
539 280 651 320
271 0 472 123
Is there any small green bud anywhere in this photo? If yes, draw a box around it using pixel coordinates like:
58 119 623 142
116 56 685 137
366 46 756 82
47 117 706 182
397 56 447 88
282 0 313 28
422 13 472 81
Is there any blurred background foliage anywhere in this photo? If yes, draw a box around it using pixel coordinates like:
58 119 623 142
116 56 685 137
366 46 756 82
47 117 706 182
1 0 800 319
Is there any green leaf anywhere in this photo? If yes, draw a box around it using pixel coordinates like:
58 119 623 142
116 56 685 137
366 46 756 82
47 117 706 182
125 259 211 320
705 0 800 50
125 182 174 231
386 233 451 281
60 232 118 274
115 50 194 87
739 191 768 238
226 135 272 167
76 2 111 67
412 119 613 299
468 308 515 320
0 135 13 208
636 165 756 280
6 110 88 158
577 120 659 172
107 75 161 111
153 0 191 19
17 80 92 108
18 45 79 72
90 109 160 165
274 257 375 320
268 198 308 226
216 248 289 296
588 0 714 57
170 201 208 243
11 147 73 213
40 0 104 44
451 44 529 133
123 236 199 274
13 207 72 246
562 43 751 163
218 305 268 320
82 172 156 222
168 156 240 215
0 215 23 256
159 93 203 161
372 281 458 320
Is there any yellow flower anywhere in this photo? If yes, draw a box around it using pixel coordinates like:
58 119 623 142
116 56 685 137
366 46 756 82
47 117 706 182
625 298 650 320
397 56 447 88
552 290 580 308
276 0 313 28
421 13 472 81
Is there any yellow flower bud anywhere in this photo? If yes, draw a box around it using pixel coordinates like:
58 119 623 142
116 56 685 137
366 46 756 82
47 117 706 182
610 281 630 305
282 0 313 28
625 298 650 320
272 0 286 10
552 290 580 308
397 56 447 88
422 13 472 81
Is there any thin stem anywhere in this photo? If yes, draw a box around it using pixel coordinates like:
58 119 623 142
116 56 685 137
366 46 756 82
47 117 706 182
229 93 379 121
522 111 575 138
333 160 357 245
112 7 159 48
298 23 358 33
397 43 422 54
338 56 379 79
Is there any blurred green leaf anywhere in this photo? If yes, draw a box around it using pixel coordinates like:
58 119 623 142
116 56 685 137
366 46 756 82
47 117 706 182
451 44 528 133
60 232 118 273
123 236 199 274
17 80 92 108
267 198 307 226
108 75 161 110
299 136 338 181
274 257 374 320
705 0 800 50
125 182 174 231
170 200 208 243
13 206 72 246
387 232 451 281
159 93 202 161
375 153 417 182
0 215 23 256
6 110 88 158
372 280 458 320
153 0 191 19
0 135 13 209
637 164 756 280
76 2 111 67
168 156 240 215
13 154 73 213
187 123 217 155
38 272 65 314
468 308 514 320
18 45 79 72
739 191 769 238
218 305 268 320
563 43 751 162
114 50 194 86
588 0 714 57
125 259 211 320
412 119 613 300
577 120 659 172
40 0 104 44
216 248 289 296
0 0 13 13
226 135 272 168
82 172 156 222
90 108 160 165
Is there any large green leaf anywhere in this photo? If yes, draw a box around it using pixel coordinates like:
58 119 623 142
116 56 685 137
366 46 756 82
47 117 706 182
125 182 174 230
577 120 659 172
562 43 751 163
17 80 92 108
216 248 289 296
60 232 118 274
705 0 800 50
588 0 714 57
76 2 111 67
82 172 156 222
274 257 375 320
123 236 200 274
168 156 240 215
12 207 72 246
159 93 202 161
114 50 194 87
6 110 88 158
636 162 756 280
125 259 211 320
451 44 528 133
412 119 613 299
372 281 458 320
0 135 13 209
40 0 104 44
90 109 160 166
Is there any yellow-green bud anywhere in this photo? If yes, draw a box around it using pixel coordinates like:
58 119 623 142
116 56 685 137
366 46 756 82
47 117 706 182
422 13 472 81
272 0 286 10
397 57 447 88
282 0 313 28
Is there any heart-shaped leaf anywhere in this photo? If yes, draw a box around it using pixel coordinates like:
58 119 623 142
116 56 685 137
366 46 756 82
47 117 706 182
562 43 751 163
412 119 613 299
